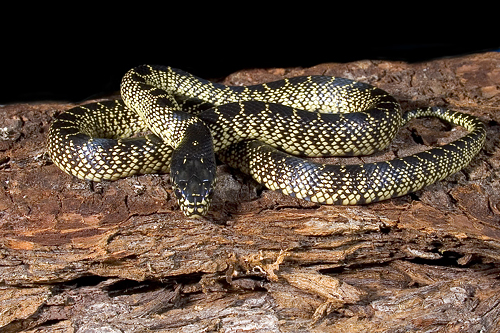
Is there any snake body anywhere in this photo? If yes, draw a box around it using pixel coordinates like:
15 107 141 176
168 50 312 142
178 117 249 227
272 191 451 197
47 65 486 216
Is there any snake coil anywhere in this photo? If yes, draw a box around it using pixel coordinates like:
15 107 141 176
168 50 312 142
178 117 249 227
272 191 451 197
47 65 486 217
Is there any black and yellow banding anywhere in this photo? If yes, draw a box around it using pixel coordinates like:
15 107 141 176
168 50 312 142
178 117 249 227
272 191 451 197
47 65 486 216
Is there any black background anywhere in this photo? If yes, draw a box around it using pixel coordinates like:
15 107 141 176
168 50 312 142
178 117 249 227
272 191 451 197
2 9 498 104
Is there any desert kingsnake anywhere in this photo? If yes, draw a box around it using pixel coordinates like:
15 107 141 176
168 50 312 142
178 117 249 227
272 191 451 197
47 65 486 217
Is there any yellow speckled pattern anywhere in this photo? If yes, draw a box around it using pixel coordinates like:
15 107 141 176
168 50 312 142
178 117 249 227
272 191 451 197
47 100 172 181
218 107 485 205
47 65 486 215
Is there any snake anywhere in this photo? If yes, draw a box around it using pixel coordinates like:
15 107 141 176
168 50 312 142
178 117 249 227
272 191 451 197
47 65 486 217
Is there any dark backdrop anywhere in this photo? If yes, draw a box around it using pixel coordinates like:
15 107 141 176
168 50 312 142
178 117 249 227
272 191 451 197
2 17 497 104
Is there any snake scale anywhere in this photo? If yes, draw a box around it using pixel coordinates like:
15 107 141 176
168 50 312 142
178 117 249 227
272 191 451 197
47 65 486 217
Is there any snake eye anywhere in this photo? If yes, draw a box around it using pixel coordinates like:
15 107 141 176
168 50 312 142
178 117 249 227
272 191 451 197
173 187 182 199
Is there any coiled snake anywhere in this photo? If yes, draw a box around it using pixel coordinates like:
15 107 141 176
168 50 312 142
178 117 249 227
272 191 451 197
47 65 486 217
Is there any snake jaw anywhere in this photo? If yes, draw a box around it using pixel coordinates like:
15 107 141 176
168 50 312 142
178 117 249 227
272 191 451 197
172 174 215 218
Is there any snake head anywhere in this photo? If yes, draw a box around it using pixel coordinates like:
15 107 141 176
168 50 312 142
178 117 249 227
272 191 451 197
171 159 216 217
170 125 217 218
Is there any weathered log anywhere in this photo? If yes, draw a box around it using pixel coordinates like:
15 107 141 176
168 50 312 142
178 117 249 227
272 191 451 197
1 52 500 332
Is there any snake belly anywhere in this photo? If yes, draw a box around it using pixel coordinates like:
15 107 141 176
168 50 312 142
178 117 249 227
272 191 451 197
47 65 486 216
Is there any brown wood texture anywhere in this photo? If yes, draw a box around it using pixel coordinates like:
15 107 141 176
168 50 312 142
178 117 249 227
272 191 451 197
1 52 500 332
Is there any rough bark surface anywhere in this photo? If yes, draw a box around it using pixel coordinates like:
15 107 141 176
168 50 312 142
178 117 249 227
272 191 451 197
1 53 500 332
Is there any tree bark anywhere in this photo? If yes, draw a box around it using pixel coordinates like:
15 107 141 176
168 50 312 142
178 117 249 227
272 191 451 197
1 52 500 332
